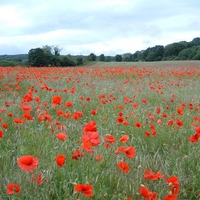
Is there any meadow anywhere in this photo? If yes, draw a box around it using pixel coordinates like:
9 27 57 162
0 61 200 199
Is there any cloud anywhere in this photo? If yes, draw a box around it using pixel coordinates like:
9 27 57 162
0 0 200 55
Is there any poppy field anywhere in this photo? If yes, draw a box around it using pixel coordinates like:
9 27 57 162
0 63 200 199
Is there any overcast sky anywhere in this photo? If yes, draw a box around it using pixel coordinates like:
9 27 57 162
0 0 200 55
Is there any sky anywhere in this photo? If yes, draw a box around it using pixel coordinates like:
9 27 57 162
0 0 200 56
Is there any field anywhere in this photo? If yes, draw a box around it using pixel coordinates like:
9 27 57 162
0 61 200 200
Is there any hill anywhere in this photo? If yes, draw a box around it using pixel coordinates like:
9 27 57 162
0 37 200 66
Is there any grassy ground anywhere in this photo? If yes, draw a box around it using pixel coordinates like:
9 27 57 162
84 60 200 67
0 62 200 199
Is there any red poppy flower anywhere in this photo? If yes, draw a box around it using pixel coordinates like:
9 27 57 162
134 121 142 128
124 146 136 159
139 185 157 200
56 155 66 167
52 96 62 105
195 127 200 133
115 146 125 154
21 104 32 112
117 116 124 124
94 154 102 162
17 155 39 172
188 133 200 143
65 101 73 107
176 119 183 127
32 172 43 185
166 176 179 184
6 184 20 196
74 184 94 197
56 133 68 141
82 132 100 147
0 129 3 138
176 108 184 116
163 194 178 200
119 135 129 143
116 161 130 174
1 122 8 129
167 120 174 126
83 121 97 132
23 112 34 120
143 170 164 181
156 107 161 114
144 131 150 137
91 110 97 115
72 149 85 160
104 134 115 144
142 98 148 103
14 118 24 124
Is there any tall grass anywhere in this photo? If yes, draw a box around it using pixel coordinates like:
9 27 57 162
0 64 200 199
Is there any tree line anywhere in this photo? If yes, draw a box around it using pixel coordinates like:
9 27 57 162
0 37 200 67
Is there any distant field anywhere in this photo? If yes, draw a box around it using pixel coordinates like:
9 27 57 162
0 63 200 199
85 60 200 68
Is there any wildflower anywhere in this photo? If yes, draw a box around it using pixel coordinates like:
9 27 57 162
52 96 62 105
72 149 85 160
0 129 3 138
116 161 130 174
56 133 68 141
91 110 97 115
65 101 73 107
117 116 124 124
17 155 39 172
32 172 43 185
83 121 97 132
119 135 129 143
143 170 164 181
94 154 102 162
176 108 184 116
82 132 100 147
56 155 66 167
6 184 20 196
163 194 178 200
176 119 183 127
14 118 24 124
188 133 200 143
134 122 142 128
104 134 115 144
74 184 94 197
124 146 136 159
139 185 157 200
1 122 8 129
166 176 180 195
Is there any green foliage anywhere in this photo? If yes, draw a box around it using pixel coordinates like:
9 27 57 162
122 53 133 62
132 37 200 62
105 56 114 62
115 54 122 62
89 53 97 61
59 55 76 67
99 54 105 62
76 56 83 65
28 48 47 67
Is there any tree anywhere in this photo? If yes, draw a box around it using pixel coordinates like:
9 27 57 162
59 56 76 67
28 48 47 67
115 54 122 62
76 57 83 65
89 53 96 61
42 45 62 66
164 42 187 59
53 46 62 56
99 54 105 61
146 52 156 61
105 56 113 62
122 53 133 62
